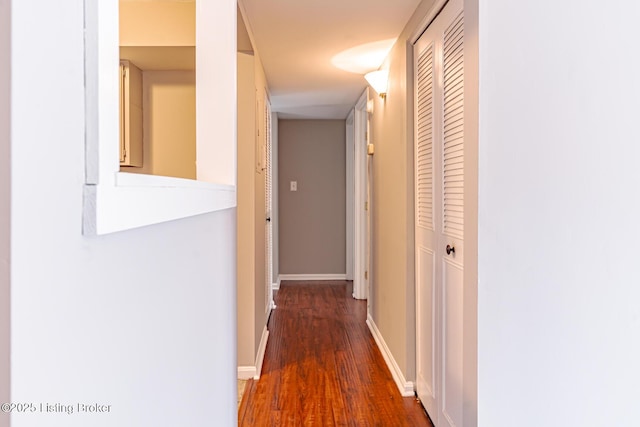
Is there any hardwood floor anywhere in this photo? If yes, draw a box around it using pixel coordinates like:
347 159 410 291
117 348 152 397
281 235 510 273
238 281 433 426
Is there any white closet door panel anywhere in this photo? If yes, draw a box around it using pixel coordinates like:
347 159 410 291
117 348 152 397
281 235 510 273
417 43 435 231
442 12 465 240
415 27 440 419
442 258 464 427
417 246 436 410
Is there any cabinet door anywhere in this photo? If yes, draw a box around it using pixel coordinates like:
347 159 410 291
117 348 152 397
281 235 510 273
120 60 143 167
119 63 126 163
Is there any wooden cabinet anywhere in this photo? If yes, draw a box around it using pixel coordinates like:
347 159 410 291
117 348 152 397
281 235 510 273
120 60 143 167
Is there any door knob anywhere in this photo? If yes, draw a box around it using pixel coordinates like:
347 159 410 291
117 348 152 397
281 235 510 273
266 217 271 222
446 244 455 255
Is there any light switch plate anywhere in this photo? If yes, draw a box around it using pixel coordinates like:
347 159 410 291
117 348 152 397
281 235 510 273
290 181 297 191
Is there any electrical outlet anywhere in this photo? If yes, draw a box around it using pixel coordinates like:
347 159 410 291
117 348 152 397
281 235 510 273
290 181 297 191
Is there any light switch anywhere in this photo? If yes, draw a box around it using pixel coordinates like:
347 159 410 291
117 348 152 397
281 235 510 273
290 181 297 191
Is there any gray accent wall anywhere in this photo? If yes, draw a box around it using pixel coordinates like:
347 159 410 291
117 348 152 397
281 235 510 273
279 119 346 275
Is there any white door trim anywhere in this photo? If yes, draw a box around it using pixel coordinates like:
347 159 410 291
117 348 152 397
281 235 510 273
410 0 449 44
346 109 355 281
353 90 369 300
270 112 280 297
263 91 275 313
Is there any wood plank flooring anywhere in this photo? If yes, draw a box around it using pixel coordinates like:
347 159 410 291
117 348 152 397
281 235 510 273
238 281 433 426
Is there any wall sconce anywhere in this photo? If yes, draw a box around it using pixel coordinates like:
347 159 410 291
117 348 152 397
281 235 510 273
364 69 389 99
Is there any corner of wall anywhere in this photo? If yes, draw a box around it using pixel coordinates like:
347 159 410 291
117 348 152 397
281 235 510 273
366 315 415 397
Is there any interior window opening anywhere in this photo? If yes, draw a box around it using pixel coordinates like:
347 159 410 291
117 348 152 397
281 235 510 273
118 0 196 180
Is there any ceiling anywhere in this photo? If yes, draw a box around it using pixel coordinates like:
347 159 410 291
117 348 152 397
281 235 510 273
239 0 422 119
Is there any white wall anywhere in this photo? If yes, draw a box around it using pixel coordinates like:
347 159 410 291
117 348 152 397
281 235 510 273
0 1 11 425
477 1 640 425
196 0 236 185
9 2 237 427
463 0 479 424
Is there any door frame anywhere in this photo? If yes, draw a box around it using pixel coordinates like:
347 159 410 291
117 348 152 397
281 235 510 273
346 110 355 281
353 89 369 300
270 111 280 297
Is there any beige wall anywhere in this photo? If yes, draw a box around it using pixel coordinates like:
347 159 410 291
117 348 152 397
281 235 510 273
370 1 478 422
236 44 270 369
237 52 256 366
125 71 196 179
368 0 438 383
278 120 346 275
120 1 195 47
253 58 268 354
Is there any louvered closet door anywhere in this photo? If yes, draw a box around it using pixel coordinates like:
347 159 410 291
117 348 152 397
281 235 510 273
414 0 464 425
415 26 438 420
440 6 464 427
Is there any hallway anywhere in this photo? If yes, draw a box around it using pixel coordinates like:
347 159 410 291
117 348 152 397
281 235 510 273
238 281 432 426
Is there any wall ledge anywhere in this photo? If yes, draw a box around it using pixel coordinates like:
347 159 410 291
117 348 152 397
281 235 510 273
83 172 236 235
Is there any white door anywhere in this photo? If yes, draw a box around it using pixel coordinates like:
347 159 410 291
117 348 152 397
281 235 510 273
415 0 465 425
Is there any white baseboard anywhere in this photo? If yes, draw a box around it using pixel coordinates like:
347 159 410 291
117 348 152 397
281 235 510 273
237 366 256 380
366 314 415 397
272 279 280 290
238 366 256 380
279 274 347 281
254 326 269 379
237 326 270 380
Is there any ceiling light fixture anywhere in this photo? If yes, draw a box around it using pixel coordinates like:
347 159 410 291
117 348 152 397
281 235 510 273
364 69 389 99
331 39 396 74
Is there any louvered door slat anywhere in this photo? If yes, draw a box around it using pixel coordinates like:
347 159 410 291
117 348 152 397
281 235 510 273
444 146 464 157
416 44 435 230
442 12 464 239
444 96 464 112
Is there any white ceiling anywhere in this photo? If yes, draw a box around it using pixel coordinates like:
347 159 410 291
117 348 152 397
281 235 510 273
240 0 422 119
